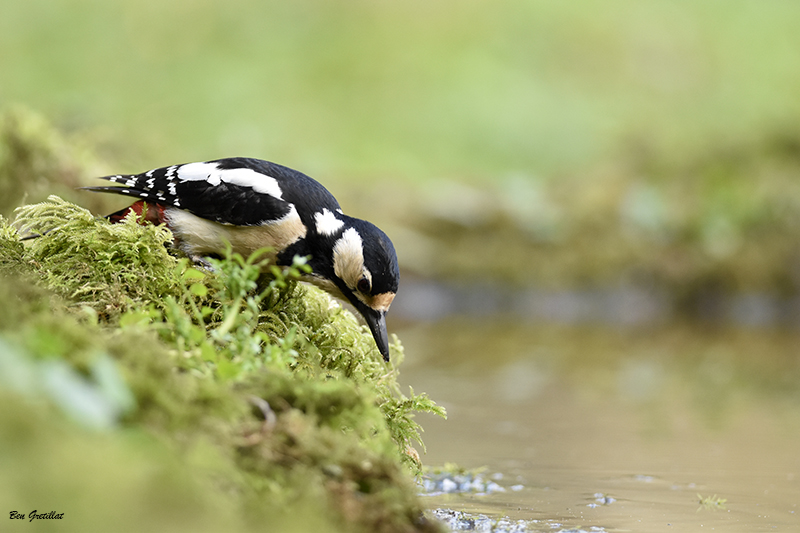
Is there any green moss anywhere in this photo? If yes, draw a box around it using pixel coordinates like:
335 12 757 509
0 392 250 533
12 196 182 315
697 494 728 511
0 200 445 533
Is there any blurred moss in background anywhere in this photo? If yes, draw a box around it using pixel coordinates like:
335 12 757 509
3 0 800 295
1 0 798 176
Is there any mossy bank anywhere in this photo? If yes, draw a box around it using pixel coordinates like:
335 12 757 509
0 197 445 533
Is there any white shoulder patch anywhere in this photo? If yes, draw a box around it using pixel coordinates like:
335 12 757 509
218 167 284 198
332 228 365 287
176 162 284 199
177 162 220 183
314 208 344 236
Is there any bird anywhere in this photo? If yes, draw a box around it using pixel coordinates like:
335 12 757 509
82 157 399 361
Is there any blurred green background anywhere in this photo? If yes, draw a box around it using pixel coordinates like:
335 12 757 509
3 0 800 292
3 3 800 530
4 0 800 176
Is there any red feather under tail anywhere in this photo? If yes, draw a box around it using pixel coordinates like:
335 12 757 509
107 201 167 225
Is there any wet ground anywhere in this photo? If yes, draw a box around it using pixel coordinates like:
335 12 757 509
395 319 800 532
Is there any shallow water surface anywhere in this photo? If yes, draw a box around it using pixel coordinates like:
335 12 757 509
396 320 800 532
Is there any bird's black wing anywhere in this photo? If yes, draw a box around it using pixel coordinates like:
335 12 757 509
83 157 341 227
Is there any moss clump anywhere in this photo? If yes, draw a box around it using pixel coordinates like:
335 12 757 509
12 196 180 314
0 199 445 533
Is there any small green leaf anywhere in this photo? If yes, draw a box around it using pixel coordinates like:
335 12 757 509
189 283 208 297
216 358 239 380
182 267 206 281
119 309 152 328
200 341 217 362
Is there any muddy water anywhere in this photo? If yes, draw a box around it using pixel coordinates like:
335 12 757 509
395 320 800 532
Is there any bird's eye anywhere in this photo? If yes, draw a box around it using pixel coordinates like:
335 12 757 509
356 277 371 294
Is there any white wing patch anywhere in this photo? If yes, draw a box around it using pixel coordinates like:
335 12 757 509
176 162 284 199
314 208 344 236
332 228 365 289
176 162 219 183
221 167 284 198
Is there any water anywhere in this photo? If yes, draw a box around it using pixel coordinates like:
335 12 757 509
395 319 800 532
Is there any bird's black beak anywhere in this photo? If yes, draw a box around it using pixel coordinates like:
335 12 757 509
364 310 390 362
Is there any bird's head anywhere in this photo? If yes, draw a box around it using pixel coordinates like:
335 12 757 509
325 218 399 361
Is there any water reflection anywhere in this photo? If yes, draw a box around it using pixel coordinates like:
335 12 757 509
391 279 800 328
396 320 800 531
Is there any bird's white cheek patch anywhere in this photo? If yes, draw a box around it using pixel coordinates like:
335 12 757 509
314 208 344 236
332 228 364 288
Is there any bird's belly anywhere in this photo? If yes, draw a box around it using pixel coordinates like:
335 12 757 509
165 207 306 262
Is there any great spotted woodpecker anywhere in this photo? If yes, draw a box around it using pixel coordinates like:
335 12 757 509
83 157 398 361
